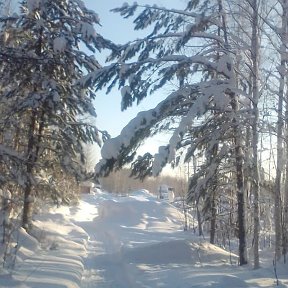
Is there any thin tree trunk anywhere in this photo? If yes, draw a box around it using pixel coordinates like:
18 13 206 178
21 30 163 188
235 131 248 266
283 81 288 261
274 0 287 260
275 81 283 261
210 192 216 244
218 0 248 265
22 24 45 230
22 111 37 230
209 143 218 244
196 205 203 236
225 25 248 261
284 137 288 261
2 190 12 244
22 184 34 231
193 156 203 236
23 110 45 230
251 0 260 269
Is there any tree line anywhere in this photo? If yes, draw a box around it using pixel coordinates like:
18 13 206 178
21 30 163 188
99 167 188 197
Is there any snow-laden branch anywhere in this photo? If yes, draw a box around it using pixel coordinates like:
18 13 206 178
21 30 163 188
95 85 199 176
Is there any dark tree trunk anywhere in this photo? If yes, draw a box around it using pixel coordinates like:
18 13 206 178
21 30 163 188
22 111 37 230
250 0 260 269
209 144 218 245
232 95 248 266
237 187 248 265
210 194 216 244
22 184 34 231
196 205 203 236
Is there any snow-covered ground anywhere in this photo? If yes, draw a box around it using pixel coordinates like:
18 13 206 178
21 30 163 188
1 189 288 287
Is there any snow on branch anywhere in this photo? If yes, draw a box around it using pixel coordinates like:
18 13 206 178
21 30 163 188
95 86 199 177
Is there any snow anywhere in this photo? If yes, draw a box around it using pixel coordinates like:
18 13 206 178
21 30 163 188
53 37 67 53
27 0 40 12
152 145 169 176
1 189 288 288
96 109 157 166
100 137 122 159
79 22 96 41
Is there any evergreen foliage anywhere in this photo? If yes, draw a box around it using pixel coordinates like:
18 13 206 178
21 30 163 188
0 0 117 229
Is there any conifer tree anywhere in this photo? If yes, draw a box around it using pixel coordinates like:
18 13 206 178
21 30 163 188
0 0 116 230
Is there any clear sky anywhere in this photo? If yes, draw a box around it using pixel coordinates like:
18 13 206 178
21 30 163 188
83 1 189 178
83 0 187 144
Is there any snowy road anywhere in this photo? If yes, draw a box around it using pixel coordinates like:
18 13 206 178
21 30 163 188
67 191 262 288
76 191 288 288
3 190 288 288
77 191 190 288
79 215 141 288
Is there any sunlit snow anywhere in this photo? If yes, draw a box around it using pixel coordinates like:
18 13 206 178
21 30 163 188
1 189 287 287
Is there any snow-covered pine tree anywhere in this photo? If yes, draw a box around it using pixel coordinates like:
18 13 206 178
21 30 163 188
92 0 249 265
0 0 116 230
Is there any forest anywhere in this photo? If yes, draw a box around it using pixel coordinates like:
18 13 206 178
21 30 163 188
0 0 288 273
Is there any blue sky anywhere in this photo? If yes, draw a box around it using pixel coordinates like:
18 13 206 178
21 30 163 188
83 1 187 140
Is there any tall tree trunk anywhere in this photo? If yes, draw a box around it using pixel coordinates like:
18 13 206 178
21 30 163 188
23 24 45 230
22 111 37 230
2 190 12 244
218 0 248 265
233 114 248 266
210 192 216 244
274 0 287 260
209 143 218 244
196 205 203 236
193 156 203 236
283 82 288 261
284 125 288 262
251 0 260 269
22 184 34 231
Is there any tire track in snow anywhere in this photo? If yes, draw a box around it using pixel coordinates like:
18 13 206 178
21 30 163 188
80 227 142 288
71 194 142 288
